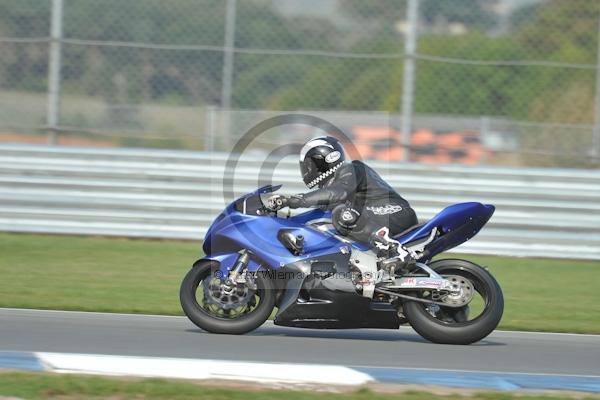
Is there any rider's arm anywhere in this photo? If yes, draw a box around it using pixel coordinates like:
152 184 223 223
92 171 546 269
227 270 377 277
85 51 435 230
288 163 358 208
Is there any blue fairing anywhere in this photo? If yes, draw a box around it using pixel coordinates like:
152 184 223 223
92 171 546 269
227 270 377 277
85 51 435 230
204 252 263 277
203 204 347 273
290 209 372 251
288 208 329 224
396 202 495 258
396 202 494 243
287 204 495 252
201 186 494 274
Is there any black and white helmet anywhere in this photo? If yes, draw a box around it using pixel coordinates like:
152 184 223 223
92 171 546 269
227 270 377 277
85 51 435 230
299 136 346 189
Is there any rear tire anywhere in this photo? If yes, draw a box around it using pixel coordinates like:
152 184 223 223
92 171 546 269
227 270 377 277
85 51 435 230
180 260 275 334
403 259 503 345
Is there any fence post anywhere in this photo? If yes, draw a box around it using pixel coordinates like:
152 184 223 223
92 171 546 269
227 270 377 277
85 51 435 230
400 0 419 162
480 116 490 165
220 0 237 149
593 15 600 158
204 105 216 152
46 0 64 145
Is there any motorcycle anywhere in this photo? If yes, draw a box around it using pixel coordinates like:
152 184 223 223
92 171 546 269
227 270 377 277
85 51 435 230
180 185 503 344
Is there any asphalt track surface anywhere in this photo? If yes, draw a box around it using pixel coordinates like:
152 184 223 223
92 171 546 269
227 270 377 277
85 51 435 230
1 308 599 377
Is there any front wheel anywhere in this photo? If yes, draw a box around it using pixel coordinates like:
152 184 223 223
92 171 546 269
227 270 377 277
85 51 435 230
180 260 275 334
403 259 504 345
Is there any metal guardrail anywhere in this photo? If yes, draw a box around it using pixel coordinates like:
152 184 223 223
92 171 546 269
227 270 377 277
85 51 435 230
0 144 599 260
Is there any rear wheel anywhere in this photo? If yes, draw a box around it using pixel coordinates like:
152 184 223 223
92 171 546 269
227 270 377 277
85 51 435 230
180 260 275 334
403 259 503 345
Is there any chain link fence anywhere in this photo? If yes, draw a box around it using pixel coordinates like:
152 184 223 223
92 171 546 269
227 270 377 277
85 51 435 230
0 0 599 167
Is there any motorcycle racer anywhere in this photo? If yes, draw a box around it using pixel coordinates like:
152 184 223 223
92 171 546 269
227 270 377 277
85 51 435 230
268 136 419 266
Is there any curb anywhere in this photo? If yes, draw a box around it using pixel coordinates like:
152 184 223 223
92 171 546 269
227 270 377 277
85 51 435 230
1 351 599 393
0 352 372 386
356 366 600 393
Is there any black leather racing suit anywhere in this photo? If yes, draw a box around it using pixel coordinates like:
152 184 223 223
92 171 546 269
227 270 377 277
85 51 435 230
289 160 418 244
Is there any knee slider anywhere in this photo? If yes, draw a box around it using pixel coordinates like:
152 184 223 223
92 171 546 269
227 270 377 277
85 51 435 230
332 204 360 235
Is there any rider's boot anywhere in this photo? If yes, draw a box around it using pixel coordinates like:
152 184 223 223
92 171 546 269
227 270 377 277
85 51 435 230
370 227 415 278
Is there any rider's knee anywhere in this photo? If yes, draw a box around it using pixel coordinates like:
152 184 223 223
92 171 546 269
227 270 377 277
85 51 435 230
332 204 361 236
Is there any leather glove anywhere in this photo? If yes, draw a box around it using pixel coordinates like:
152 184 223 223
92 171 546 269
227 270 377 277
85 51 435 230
287 195 306 209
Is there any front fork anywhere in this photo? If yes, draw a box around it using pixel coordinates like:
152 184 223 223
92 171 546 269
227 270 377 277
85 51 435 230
225 251 250 285
222 250 258 291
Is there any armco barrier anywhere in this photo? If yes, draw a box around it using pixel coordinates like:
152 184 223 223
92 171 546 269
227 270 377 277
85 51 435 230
0 144 599 260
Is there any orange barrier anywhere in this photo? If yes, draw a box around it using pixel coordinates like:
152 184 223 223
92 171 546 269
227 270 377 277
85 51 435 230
346 126 486 165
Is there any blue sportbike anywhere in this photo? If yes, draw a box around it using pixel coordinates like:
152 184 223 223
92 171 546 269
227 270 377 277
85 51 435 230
180 185 504 344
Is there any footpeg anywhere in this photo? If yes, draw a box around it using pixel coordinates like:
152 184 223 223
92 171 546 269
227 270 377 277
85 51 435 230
378 257 399 276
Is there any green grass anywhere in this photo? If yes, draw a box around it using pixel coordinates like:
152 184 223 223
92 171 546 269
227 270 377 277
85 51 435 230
0 372 596 400
1 233 599 333
459 254 600 333
0 233 198 315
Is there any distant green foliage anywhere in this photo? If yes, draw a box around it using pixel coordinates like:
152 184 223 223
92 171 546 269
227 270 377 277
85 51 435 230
0 0 598 124
341 0 498 29
233 0 599 124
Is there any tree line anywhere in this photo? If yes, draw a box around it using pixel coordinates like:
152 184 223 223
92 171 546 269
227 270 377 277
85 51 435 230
0 0 598 125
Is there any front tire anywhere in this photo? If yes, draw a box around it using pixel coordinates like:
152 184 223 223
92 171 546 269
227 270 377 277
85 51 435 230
180 260 275 334
403 259 504 345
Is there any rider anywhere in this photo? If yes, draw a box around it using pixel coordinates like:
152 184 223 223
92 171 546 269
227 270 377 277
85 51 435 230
268 136 419 266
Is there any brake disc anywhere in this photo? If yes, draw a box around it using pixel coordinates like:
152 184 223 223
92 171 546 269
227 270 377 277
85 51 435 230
434 274 475 307
202 276 256 310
